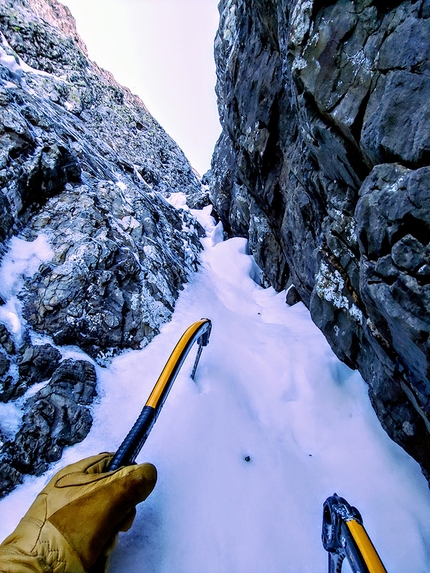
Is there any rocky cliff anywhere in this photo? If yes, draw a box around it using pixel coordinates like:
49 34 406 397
0 0 205 495
209 0 430 482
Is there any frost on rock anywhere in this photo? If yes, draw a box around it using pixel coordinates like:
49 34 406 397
21 181 204 361
289 0 314 50
314 261 362 323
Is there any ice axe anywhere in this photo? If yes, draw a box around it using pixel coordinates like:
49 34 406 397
322 493 387 573
107 318 212 471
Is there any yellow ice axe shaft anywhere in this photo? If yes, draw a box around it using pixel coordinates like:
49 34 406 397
108 319 212 471
346 519 387 573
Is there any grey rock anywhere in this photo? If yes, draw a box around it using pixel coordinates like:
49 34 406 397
18 343 62 389
0 352 9 378
9 359 97 476
184 187 212 211
0 457 23 499
286 285 301 306
361 71 430 165
210 0 430 482
20 181 202 360
0 330 63 403
0 355 97 497
249 200 288 290
0 323 15 355
356 165 430 408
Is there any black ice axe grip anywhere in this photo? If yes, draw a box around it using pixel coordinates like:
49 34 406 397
108 318 212 471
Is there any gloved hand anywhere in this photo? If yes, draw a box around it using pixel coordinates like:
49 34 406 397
0 453 157 573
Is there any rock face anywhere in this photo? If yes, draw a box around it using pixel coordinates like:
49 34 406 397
209 0 430 482
0 0 204 495
2 359 96 482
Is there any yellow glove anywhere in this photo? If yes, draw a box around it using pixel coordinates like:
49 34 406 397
0 453 157 573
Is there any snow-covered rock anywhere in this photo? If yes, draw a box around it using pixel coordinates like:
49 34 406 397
0 0 204 494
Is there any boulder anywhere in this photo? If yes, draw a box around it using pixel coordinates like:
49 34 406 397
10 359 97 476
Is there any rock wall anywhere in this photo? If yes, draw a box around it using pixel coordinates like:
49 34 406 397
0 0 205 495
209 0 430 482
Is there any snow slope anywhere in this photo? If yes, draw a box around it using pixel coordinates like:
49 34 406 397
0 199 430 572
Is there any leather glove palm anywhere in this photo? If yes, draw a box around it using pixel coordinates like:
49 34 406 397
0 453 157 573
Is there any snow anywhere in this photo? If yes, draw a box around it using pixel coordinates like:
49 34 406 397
0 200 430 572
0 235 53 301
0 32 53 83
0 234 54 439
0 394 22 439
0 234 53 344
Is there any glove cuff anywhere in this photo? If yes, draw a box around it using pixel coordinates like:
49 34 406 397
0 545 51 573
0 521 86 573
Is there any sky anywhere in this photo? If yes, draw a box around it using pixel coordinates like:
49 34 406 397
60 0 221 176
1 198 430 572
